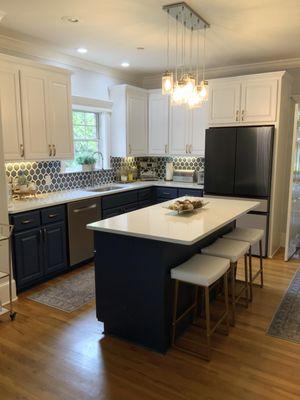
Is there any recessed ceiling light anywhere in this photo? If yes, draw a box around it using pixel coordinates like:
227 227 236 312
61 16 80 23
121 62 130 68
77 47 88 54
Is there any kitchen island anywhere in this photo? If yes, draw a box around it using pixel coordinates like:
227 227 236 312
87 197 259 353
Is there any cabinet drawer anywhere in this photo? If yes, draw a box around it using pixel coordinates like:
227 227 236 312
102 190 138 209
138 188 153 202
156 197 169 204
178 188 203 197
102 206 124 219
139 200 153 209
41 205 65 225
156 187 178 199
11 211 41 232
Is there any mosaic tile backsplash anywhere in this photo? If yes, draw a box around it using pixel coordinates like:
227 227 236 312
5 156 205 194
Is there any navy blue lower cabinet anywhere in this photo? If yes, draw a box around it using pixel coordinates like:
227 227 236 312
13 228 44 290
177 188 203 197
43 222 67 276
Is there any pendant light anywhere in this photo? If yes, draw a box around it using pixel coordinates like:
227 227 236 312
162 2 210 107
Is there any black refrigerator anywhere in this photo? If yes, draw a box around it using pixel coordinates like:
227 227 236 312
204 125 274 257
204 126 274 198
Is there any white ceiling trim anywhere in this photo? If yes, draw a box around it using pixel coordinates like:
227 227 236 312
72 96 113 112
0 28 143 85
142 57 300 89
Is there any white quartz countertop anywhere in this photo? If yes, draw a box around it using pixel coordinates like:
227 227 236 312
87 197 259 245
8 180 204 214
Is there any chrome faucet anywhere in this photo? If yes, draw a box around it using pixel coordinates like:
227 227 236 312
91 151 104 187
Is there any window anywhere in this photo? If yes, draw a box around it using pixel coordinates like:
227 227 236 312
63 109 111 173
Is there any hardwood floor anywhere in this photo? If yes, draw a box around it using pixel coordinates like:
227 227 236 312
0 253 300 400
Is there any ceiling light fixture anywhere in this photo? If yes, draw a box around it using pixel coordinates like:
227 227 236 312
162 2 210 108
77 47 88 54
61 16 80 23
121 62 130 68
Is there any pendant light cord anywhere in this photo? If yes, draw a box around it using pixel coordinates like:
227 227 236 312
203 25 207 83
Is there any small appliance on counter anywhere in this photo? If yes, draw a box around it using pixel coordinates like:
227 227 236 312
196 169 204 185
165 161 174 181
173 169 195 183
140 161 158 181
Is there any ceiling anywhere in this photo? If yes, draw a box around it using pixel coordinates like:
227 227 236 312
0 0 299 73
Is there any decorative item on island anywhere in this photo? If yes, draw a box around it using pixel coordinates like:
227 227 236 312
162 2 209 108
76 154 96 172
165 197 208 213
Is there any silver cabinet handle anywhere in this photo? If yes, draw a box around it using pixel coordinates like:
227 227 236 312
20 144 24 157
73 204 97 213
235 110 239 122
49 144 52 157
53 144 56 157
165 144 168 154
128 144 132 154
241 110 245 121
185 144 188 154
48 213 58 218
189 144 192 154
21 219 33 225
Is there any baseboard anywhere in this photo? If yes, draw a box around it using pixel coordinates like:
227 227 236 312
0 277 17 305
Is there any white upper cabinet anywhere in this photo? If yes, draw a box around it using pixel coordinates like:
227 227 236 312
209 80 241 125
169 104 190 155
20 66 51 160
0 61 24 161
240 78 278 123
110 85 148 157
189 103 209 156
209 72 281 126
148 91 169 155
0 55 73 161
48 72 74 159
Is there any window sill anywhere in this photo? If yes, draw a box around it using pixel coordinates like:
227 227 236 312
60 167 112 175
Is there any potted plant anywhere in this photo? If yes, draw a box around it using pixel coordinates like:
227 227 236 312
76 154 96 172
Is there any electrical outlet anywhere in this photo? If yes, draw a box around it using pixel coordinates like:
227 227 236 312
45 175 52 186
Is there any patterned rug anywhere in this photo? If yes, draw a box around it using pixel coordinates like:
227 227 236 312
28 267 95 312
267 268 300 343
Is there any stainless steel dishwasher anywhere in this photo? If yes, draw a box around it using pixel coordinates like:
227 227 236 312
67 198 101 266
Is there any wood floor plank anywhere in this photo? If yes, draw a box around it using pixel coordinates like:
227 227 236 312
0 252 299 400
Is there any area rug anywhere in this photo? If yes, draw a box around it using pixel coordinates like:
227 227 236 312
28 267 95 312
267 268 300 343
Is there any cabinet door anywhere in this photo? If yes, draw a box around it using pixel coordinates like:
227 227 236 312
13 228 43 290
0 62 24 161
148 92 169 155
20 66 51 160
43 222 67 276
241 78 278 123
48 72 74 159
127 91 148 155
209 81 241 124
169 104 189 155
189 102 209 156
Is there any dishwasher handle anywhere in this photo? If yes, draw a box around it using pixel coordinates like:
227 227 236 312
72 203 98 213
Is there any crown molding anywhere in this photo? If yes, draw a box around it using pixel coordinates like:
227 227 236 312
0 27 143 85
142 57 300 89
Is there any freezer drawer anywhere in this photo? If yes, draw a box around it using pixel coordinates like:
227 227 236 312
236 213 268 257
67 198 101 266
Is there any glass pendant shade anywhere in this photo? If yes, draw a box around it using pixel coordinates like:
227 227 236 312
162 71 174 95
199 80 209 102
171 81 185 105
188 86 203 109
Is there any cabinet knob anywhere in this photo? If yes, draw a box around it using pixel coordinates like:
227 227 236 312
235 110 239 122
49 144 52 157
20 144 24 157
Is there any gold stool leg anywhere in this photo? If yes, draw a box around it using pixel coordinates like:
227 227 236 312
248 246 253 301
259 240 264 288
244 254 249 307
223 271 230 335
230 262 236 326
204 286 211 361
171 280 179 346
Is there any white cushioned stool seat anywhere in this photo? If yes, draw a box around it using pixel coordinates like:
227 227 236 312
223 227 264 245
201 238 250 263
171 254 230 287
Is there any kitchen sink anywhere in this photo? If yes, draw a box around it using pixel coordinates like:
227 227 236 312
87 185 124 193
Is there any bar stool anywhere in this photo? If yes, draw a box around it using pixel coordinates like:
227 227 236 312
171 254 230 361
223 227 264 301
201 238 250 326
